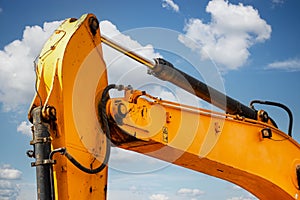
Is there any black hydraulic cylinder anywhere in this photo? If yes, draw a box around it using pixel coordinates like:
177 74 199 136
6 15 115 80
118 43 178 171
30 106 52 200
151 58 257 120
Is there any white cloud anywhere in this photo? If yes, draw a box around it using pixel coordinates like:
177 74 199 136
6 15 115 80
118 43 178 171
17 121 32 137
100 20 161 88
149 193 169 200
177 188 205 197
227 196 257 200
227 184 258 200
0 165 22 200
267 58 300 71
0 20 61 111
178 0 271 71
129 185 137 192
162 0 179 12
0 17 193 143
0 166 22 180
16 183 36 200
0 180 20 200
0 15 203 114
0 18 165 140
99 22 201 107
100 21 194 105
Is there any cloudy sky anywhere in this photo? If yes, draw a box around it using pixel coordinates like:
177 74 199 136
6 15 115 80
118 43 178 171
0 0 300 199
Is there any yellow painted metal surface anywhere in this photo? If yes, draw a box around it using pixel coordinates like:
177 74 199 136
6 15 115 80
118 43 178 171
109 90 300 199
29 12 300 200
29 14 108 199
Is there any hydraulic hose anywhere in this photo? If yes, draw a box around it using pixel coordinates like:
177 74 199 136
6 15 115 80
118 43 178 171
49 84 119 175
250 100 293 137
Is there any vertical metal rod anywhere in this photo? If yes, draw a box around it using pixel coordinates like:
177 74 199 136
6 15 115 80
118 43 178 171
30 106 52 200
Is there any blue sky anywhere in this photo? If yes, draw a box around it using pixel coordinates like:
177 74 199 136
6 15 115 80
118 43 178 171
0 0 300 199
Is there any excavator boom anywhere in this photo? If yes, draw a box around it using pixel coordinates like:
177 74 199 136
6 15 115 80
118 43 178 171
27 13 300 200
107 88 300 199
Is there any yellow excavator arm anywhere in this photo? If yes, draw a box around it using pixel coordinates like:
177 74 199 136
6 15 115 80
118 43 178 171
27 14 300 200
107 87 300 200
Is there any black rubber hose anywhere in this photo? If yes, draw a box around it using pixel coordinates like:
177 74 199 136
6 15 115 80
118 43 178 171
250 100 293 137
63 84 117 174
64 150 107 174
47 84 117 200
51 84 117 174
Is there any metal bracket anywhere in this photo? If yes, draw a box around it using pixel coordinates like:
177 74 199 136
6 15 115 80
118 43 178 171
30 136 52 145
31 159 56 167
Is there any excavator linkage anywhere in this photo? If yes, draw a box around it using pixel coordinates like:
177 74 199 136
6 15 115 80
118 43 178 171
27 13 300 200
